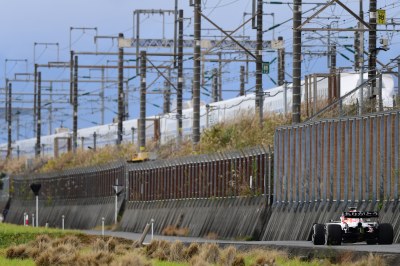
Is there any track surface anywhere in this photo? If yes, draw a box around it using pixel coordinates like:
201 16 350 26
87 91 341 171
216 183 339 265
85 230 400 254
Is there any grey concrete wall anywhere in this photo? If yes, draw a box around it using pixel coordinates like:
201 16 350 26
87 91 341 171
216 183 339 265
5 196 124 229
120 197 268 240
261 201 400 243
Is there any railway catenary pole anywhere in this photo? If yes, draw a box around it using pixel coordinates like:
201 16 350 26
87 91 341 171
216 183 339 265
139 51 147 153
330 44 337 104
70 51 74 104
193 0 201 145
33 64 38 135
177 9 184 145
357 0 364 114
117 33 124 145
48 82 53 135
163 80 171 114
6 82 11 159
73 56 78 153
240 65 245 96
212 68 218 102
218 52 223 101
35 72 41 157
368 0 377 111
292 0 302 124
277 36 285 86
256 0 263 128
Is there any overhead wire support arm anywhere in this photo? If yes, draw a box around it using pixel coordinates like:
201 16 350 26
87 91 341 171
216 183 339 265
202 14 257 57
146 58 177 92
198 10 257 60
297 0 371 31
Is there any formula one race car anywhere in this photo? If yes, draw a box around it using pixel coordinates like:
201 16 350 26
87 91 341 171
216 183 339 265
311 208 394 245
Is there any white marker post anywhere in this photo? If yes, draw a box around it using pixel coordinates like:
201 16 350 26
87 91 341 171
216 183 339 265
102 217 105 236
112 179 123 225
62 215 65 230
35 195 38 227
151 218 155 240
32 213 35 227
30 183 41 228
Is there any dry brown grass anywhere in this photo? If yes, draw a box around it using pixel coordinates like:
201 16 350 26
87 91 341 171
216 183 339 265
161 225 189 236
232 255 246 266
35 243 79 266
248 248 288 266
92 237 119 253
190 256 211 266
205 232 219 240
169 240 185 262
111 251 151 266
347 253 387 266
6 244 30 259
184 242 200 260
199 243 220 264
219 246 237 266
151 239 171 261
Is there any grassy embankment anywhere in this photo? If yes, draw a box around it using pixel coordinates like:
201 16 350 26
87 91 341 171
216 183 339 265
0 113 289 175
0 223 388 266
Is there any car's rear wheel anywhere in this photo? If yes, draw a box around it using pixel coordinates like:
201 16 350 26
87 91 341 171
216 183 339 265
325 224 342 245
312 224 325 245
378 223 393 244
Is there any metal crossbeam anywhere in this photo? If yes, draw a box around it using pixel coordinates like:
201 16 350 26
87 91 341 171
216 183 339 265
124 38 278 50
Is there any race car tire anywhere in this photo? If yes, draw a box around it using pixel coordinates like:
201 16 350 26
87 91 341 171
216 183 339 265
325 224 342 245
366 238 377 245
378 223 393 244
312 224 325 245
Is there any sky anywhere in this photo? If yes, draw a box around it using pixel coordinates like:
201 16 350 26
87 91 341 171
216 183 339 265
1 0 400 143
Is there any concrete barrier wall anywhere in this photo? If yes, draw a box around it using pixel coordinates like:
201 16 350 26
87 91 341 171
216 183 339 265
261 201 400 243
120 196 268 240
5 196 124 229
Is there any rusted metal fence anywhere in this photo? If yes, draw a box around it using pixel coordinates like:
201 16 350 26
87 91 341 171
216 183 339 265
274 111 400 203
127 146 273 201
11 161 126 200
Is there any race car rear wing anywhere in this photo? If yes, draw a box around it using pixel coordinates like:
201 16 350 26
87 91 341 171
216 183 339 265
342 211 379 218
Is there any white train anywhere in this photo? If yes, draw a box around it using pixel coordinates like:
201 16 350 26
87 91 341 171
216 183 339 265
1 72 395 158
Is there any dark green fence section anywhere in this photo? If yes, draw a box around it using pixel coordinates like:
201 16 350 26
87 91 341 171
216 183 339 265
11 161 126 200
127 146 273 201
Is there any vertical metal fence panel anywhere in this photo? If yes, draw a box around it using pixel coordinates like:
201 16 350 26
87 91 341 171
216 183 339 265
311 124 316 202
344 119 349 202
317 122 322 201
300 127 305 203
372 116 377 202
329 122 336 202
365 118 370 201
387 115 392 200
306 126 311 203
395 113 399 200
351 119 356 202
336 121 342 201
380 116 385 201
274 130 280 202
323 122 328 201
295 128 300 202
283 129 289 202
289 128 294 203
358 119 363 202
